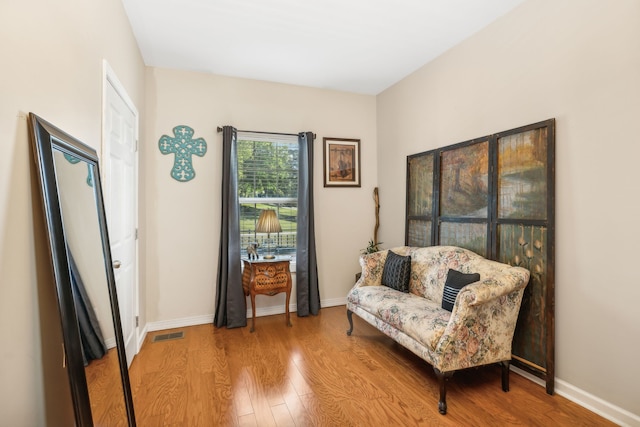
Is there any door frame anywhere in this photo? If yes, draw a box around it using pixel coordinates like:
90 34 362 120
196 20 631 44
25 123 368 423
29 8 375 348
101 59 141 356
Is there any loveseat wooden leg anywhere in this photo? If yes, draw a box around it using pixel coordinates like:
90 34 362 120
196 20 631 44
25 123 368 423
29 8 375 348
433 368 453 415
346 309 354 336
501 360 510 392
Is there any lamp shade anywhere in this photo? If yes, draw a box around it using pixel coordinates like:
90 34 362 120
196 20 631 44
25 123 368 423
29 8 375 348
256 209 282 234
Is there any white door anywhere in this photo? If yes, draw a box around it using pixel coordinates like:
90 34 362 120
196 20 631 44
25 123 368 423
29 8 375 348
102 63 139 367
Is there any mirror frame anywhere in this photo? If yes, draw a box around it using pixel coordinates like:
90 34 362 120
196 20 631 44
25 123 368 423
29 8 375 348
28 113 136 426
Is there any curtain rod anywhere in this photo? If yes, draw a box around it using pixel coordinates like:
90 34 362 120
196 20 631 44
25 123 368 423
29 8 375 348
217 127 315 139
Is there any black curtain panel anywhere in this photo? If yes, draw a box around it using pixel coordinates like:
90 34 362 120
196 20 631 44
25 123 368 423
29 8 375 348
296 132 320 316
214 126 246 328
68 252 107 365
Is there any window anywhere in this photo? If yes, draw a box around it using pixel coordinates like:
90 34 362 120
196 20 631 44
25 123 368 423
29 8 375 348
237 132 298 259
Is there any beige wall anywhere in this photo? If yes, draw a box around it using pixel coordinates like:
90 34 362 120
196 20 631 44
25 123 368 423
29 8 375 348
145 68 377 323
3 0 639 423
0 0 145 424
377 0 640 418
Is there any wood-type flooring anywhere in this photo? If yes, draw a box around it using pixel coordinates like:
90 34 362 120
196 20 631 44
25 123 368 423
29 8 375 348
91 305 615 426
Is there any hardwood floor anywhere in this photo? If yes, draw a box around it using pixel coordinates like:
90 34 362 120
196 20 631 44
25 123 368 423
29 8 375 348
124 306 613 426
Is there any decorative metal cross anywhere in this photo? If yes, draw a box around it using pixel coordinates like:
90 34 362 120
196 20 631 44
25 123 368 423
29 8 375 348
158 125 207 182
63 153 93 187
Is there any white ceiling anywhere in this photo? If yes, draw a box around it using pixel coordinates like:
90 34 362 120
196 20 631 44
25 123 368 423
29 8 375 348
121 0 524 95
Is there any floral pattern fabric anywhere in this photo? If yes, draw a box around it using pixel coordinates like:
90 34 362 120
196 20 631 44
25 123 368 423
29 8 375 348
348 246 530 372
348 285 451 350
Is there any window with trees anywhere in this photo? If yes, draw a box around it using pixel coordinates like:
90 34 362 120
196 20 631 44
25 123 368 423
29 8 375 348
237 132 298 259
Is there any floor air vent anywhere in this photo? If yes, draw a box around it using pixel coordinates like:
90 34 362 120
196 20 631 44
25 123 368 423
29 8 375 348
152 331 185 342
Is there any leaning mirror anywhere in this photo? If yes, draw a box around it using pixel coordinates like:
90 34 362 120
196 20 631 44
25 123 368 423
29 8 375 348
29 113 136 426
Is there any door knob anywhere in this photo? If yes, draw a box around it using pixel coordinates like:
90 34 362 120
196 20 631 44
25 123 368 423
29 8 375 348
113 260 122 269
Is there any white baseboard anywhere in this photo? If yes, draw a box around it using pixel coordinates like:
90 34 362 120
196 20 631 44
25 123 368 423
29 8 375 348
144 297 348 332
146 314 214 332
511 366 640 426
320 297 348 308
137 324 148 351
244 296 347 318
105 337 116 350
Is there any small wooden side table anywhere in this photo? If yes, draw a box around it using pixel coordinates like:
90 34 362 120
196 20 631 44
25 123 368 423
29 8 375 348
242 258 292 332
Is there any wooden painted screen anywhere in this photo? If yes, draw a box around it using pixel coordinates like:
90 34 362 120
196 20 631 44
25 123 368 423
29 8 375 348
406 119 555 393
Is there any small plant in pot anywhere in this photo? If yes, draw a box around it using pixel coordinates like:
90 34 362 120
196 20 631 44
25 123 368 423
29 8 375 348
361 239 382 255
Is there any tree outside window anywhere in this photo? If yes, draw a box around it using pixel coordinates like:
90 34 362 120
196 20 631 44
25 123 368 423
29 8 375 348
238 133 298 259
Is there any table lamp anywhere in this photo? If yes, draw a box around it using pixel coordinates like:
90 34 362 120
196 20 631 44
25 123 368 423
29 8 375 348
256 209 282 259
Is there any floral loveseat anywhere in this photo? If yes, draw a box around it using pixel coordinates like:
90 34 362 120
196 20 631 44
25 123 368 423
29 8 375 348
346 246 530 414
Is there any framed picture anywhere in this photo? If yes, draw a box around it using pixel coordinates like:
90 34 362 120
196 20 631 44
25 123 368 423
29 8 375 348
323 137 361 187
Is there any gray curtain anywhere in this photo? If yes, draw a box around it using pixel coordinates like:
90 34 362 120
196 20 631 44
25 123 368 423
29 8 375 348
68 251 107 365
214 126 246 328
296 132 320 316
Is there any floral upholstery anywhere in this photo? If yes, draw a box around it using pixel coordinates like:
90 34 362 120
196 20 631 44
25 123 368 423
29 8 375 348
347 246 529 373
348 285 451 351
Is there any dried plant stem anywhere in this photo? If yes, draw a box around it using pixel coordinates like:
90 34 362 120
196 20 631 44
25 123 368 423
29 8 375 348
373 187 380 245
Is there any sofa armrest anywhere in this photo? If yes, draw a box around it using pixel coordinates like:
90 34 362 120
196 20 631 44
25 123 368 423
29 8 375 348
354 250 389 288
433 266 530 371
458 267 530 307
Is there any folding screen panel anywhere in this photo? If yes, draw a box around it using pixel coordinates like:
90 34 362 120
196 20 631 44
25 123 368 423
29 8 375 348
406 152 434 247
494 123 554 392
439 140 490 257
406 119 555 393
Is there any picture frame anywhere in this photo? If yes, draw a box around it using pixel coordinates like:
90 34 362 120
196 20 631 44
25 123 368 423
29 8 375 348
323 137 361 187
